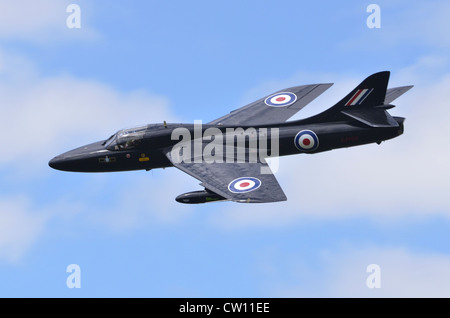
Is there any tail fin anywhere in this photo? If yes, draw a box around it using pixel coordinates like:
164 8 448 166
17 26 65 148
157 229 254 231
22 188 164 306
333 71 390 111
310 71 401 127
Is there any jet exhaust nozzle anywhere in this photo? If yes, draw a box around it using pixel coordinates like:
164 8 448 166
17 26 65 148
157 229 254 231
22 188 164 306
175 190 227 204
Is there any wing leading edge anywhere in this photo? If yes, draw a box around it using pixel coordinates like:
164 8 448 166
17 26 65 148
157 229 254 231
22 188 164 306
208 83 333 126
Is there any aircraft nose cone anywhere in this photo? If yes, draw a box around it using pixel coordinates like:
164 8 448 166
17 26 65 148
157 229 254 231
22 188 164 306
48 155 65 170
49 140 108 172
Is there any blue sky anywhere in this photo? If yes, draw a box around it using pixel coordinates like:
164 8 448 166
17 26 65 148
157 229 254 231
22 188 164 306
1 0 450 297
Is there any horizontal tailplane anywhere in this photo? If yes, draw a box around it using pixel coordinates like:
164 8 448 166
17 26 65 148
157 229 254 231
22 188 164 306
385 86 414 104
341 108 398 127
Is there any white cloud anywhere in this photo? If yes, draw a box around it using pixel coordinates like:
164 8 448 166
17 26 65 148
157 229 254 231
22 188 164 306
0 169 197 263
0 0 64 35
268 246 450 297
0 197 48 263
0 49 177 175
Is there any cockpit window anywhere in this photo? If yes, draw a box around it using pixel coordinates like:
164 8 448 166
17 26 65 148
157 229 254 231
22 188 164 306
103 134 115 146
106 125 147 151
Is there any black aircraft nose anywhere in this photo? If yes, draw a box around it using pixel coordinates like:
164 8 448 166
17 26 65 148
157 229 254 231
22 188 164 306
48 155 68 171
49 140 107 172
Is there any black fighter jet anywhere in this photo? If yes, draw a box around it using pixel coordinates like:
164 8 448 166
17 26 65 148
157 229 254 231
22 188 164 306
49 71 412 204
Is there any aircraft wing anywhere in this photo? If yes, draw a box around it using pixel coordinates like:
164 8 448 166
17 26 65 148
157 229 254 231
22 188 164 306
208 83 333 126
165 147 287 203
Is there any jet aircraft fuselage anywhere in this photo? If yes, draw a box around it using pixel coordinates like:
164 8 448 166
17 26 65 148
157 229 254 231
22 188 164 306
49 119 404 173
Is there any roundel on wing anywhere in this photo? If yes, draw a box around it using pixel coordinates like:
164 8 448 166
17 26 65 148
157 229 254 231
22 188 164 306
228 177 262 193
294 130 319 152
264 92 297 107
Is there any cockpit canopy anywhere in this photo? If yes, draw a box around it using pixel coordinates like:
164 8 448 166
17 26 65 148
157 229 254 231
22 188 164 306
105 125 148 151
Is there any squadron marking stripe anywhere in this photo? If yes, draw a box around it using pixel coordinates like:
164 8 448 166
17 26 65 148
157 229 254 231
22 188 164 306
357 88 374 105
345 88 374 106
346 89 364 106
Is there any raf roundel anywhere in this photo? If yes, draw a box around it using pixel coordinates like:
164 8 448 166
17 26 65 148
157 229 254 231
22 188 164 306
264 92 297 107
294 130 319 152
228 177 262 193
